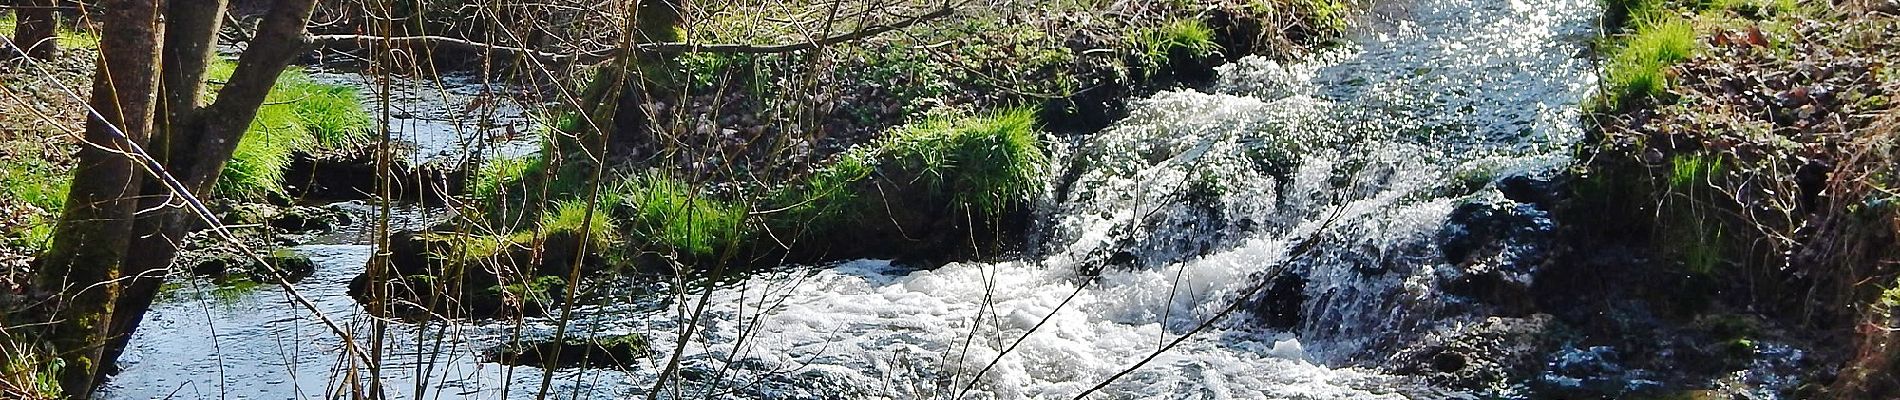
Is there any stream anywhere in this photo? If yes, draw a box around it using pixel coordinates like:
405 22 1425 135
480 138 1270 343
100 0 1604 397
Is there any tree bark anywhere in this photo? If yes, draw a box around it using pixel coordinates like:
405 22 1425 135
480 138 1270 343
9 0 59 59
103 0 227 369
101 0 320 376
30 0 161 397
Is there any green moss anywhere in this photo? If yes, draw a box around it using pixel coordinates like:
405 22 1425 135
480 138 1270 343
617 175 749 258
1129 19 1220 70
487 275 565 305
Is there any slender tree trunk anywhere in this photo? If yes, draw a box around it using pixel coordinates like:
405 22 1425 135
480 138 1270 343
9 0 59 59
30 0 162 397
103 0 227 368
101 0 320 377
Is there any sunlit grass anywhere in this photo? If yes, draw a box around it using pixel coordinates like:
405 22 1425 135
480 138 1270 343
204 61 371 200
0 13 100 50
616 175 748 259
1601 11 1697 109
1128 19 1220 69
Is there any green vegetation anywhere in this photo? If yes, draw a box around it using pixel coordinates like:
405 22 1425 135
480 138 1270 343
1599 10 1697 108
615 175 748 259
204 61 372 200
539 198 619 250
1667 154 1722 192
0 13 100 49
0 144 69 252
1129 19 1220 69
473 155 545 203
876 107 1046 215
0 340 60 399
775 108 1045 228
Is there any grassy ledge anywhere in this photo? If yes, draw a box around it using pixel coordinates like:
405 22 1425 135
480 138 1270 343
1579 0 1900 396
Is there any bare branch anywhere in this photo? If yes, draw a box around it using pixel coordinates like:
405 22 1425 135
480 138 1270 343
309 6 956 64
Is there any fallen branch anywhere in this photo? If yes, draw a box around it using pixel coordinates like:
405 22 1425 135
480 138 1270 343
308 5 955 64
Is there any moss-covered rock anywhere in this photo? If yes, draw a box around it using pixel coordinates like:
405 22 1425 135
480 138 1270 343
484 333 649 369
347 229 593 319
764 109 1046 265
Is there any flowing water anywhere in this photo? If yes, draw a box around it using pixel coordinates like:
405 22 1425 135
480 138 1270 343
101 0 1602 397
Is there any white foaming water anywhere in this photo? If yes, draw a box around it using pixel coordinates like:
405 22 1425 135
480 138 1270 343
104 0 1600 398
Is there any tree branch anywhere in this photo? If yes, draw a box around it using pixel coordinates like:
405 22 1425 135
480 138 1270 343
308 5 956 64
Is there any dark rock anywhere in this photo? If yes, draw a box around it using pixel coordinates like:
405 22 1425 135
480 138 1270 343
188 248 315 284
270 205 344 233
1252 271 1307 330
257 250 317 283
1391 315 1565 393
485 333 649 368
283 152 467 204
1434 192 1555 314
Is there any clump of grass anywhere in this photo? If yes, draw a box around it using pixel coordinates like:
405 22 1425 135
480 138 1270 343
881 107 1047 215
617 175 748 258
204 61 371 200
1668 153 1723 191
473 155 545 203
0 143 72 252
538 198 619 250
1128 19 1221 69
217 103 314 200
1601 12 1698 109
771 107 1045 236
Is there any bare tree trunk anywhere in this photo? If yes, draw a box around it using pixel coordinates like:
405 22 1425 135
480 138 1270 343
103 0 228 368
30 0 161 397
101 0 320 377
9 0 59 59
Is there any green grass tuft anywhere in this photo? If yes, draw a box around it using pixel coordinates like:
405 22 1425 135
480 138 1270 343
1129 19 1221 69
0 143 71 252
1669 153 1723 191
473 155 545 203
203 61 371 200
1601 11 1698 109
883 107 1047 215
538 198 620 249
617 175 749 258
